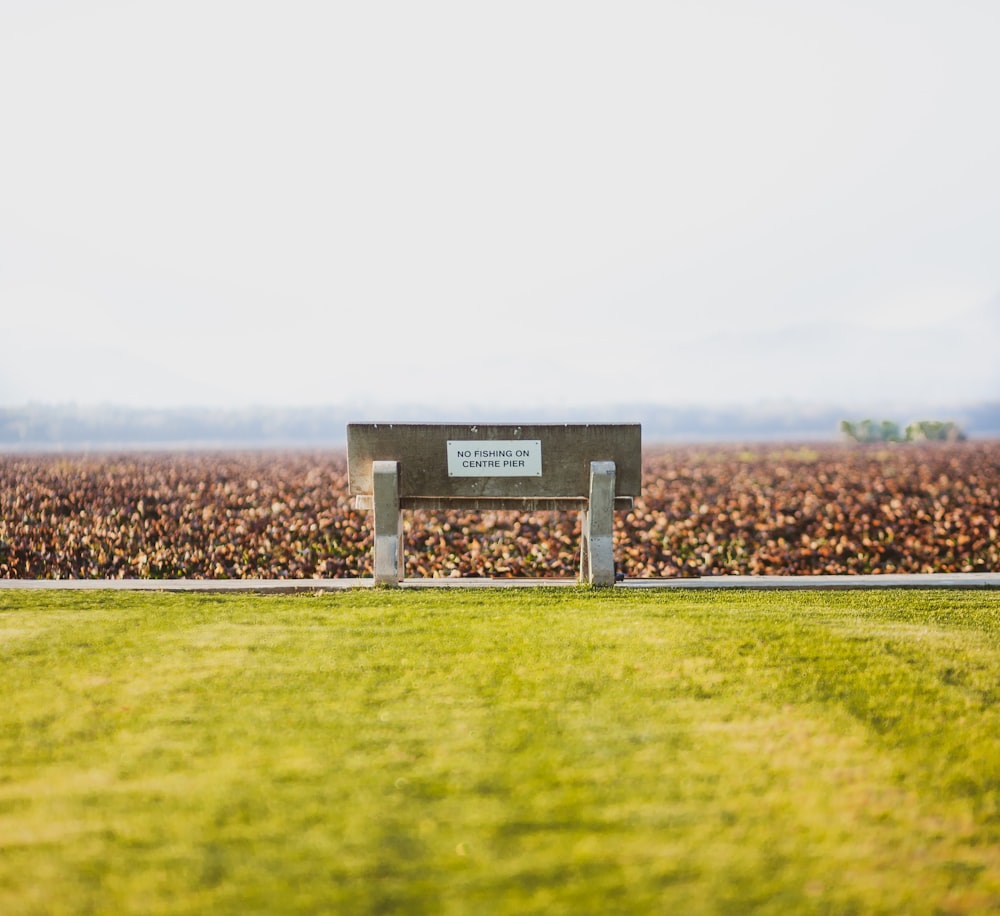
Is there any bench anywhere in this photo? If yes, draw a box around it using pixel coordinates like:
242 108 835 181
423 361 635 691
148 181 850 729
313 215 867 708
346 422 641 586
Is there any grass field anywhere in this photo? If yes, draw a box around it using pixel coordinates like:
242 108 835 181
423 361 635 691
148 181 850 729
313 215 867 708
2 588 1000 914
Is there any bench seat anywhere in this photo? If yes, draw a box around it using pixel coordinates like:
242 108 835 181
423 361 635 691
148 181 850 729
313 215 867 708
353 496 634 512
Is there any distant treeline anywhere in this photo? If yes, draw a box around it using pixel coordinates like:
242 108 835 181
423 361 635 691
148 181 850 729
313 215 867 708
1 402 998 449
0 405 344 450
839 419 967 443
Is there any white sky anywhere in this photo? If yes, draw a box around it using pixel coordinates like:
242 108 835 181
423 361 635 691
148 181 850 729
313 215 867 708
1 0 998 410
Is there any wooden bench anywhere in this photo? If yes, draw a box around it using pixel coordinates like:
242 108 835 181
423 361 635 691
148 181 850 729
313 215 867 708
346 422 641 586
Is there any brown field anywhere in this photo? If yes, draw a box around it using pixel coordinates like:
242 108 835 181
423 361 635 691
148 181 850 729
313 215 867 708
1 442 997 579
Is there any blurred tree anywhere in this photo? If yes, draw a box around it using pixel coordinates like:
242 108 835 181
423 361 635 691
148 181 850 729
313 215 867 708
841 418 966 443
905 420 966 442
881 420 902 442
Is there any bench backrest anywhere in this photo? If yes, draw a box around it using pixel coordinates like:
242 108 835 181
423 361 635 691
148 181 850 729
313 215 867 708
347 423 641 507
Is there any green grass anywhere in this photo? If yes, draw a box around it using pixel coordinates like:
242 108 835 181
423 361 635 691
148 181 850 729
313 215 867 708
2 588 1000 914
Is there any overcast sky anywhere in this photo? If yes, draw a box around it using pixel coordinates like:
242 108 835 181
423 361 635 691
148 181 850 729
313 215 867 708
2 1 998 411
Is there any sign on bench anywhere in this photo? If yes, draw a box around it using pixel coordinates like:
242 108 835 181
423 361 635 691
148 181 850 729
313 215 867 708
346 423 641 586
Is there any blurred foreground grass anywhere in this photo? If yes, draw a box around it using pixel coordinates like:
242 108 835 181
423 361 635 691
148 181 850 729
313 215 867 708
2 588 999 914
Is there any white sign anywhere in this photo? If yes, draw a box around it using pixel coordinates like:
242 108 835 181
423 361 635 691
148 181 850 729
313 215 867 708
447 440 543 477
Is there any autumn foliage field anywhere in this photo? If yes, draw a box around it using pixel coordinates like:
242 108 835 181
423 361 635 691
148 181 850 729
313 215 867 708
1 442 997 580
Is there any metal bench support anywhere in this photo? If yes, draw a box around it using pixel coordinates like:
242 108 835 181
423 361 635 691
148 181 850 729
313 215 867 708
580 461 616 586
372 460 403 586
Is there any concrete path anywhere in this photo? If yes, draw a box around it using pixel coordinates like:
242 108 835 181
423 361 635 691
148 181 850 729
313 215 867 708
1 573 998 592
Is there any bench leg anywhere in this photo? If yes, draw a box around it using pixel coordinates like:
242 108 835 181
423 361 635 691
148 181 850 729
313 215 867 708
581 461 616 586
373 460 402 586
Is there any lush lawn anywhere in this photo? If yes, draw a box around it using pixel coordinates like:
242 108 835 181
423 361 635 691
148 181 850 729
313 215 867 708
2 588 999 914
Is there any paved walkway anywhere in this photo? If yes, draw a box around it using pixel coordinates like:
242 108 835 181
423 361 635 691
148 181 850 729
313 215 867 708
1 573 998 592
